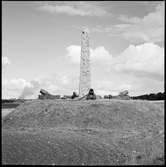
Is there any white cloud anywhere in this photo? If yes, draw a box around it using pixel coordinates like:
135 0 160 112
112 43 164 80
92 3 164 43
91 46 111 62
65 42 164 96
2 78 32 99
66 45 81 63
18 76 69 99
115 3 164 43
2 74 77 99
2 78 31 89
2 56 10 66
118 15 141 24
2 77 59 99
66 43 164 81
66 45 112 64
38 2 108 17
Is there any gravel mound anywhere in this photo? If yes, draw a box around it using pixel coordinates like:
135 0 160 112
2 99 164 130
2 99 164 165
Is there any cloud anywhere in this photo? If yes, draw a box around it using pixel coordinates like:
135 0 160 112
66 45 112 64
37 2 108 16
18 76 69 99
2 78 31 89
2 78 32 99
111 43 164 80
91 46 111 62
94 81 133 96
66 45 81 63
115 3 164 43
2 43 164 99
118 15 141 24
2 73 78 99
18 80 41 99
2 78 59 99
92 3 164 43
66 43 164 80
2 56 10 66
65 42 164 96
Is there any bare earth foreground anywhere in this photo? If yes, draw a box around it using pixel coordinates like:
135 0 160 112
2 99 164 165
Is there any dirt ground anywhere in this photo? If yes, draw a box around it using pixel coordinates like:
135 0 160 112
2 99 164 165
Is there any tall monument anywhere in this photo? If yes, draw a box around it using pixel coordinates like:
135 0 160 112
79 29 91 97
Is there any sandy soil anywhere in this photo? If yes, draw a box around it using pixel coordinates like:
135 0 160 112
2 99 164 165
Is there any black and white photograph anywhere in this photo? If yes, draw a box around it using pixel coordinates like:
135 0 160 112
2 1 164 165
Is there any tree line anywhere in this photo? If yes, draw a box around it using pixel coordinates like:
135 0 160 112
131 92 165 100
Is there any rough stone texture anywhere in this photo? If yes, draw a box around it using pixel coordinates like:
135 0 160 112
38 89 60 99
119 90 129 96
79 30 91 97
117 90 130 100
86 89 96 100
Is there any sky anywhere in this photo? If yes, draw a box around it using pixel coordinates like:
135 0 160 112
2 1 165 99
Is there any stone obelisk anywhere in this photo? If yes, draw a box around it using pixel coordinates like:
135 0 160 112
79 29 91 97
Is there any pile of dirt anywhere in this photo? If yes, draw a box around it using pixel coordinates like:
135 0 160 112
2 100 164 131
2 99 164 165
2 128 127 165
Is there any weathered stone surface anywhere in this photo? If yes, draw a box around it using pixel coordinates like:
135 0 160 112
116 90 130 100
40 89 50 96
38 89 60 99
119 90 129 96
71 92 79 99
86 89 96 100
79 30 91 97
